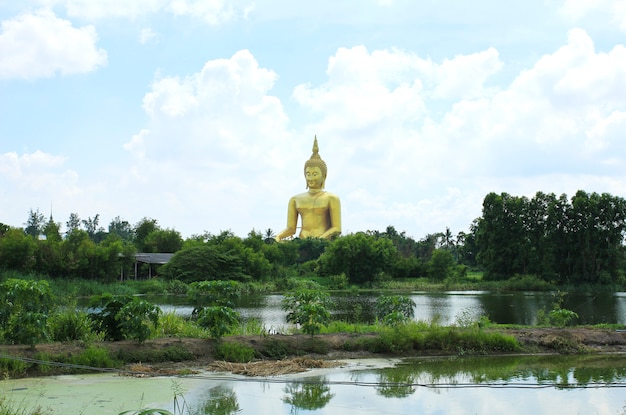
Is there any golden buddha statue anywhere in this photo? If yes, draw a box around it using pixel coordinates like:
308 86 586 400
275 137 342 241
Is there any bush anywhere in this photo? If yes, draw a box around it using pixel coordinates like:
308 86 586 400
215 342 255 363
196 306 240 341
89 294 161 342
49 308 95 342
282 290 331 336
0 278 53 346
374 295 416 326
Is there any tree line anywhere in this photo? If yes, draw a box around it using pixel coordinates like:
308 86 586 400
1 189 625 286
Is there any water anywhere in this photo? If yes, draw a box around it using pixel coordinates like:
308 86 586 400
5 355 626 414
154 291 626 329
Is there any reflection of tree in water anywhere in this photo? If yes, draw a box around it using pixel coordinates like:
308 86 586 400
376 366 417 398
283 377 334 414
194 385 241 415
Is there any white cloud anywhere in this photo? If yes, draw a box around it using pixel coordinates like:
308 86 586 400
118 49 294 234
288 28 626 234
0 9 107 79
139 27 158 44
559 0 626 32
35 0 245 24
36 0 166 19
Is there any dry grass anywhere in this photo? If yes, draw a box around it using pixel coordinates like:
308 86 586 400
207 357 343 377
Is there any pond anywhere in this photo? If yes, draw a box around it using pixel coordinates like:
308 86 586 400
154 291 626 329
4 355 626 414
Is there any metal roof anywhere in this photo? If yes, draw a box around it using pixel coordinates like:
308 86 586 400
134 253 175 264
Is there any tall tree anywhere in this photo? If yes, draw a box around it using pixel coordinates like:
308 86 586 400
24 208 45 237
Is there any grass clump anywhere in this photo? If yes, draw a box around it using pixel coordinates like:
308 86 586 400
342 321 520 356
115 345 195 364
215 342 255 363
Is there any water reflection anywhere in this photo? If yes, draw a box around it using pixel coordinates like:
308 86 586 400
148 290 626 330
192 385 241 415
282 376 334 414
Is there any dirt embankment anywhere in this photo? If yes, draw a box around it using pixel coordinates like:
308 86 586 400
2 328 625 377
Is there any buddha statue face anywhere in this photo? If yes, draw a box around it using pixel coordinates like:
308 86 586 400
305 166 325 190
304 136 327 190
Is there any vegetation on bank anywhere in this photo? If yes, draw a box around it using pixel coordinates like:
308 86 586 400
2 189 626 292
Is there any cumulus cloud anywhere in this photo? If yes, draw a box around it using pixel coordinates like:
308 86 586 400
290 28 626 233
118 49 294 233
559 0 626 32
0 9 107 80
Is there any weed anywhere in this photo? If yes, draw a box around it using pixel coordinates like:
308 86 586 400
215 342 255 363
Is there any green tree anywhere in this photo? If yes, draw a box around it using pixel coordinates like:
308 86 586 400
196 306 240 341
0 279 53 346
161 245 244 282
282 289 331 335
319 232 396 284
428 249 455 280
108 216 133 241
374 295 416 326
144 228 183 253
0 227 37 271
65 212 81 237
134 217 159 252
89 294 160 342
24 208 45 237
82 214 106 242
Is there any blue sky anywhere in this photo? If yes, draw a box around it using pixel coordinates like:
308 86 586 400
1 0 626 240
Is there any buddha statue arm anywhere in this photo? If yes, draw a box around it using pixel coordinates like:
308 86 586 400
275 197 298 241
319 195 341 239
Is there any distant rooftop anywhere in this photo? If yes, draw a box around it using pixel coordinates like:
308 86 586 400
134 253 174 264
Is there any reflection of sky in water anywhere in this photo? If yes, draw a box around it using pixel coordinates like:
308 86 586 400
6 356 626 415
179 360 626 415
154 291 626 328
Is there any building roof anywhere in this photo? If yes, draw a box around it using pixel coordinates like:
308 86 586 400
134 253 175 264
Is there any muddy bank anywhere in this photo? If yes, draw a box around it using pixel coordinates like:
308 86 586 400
1 327 625 378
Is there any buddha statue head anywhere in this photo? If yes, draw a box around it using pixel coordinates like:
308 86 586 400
304 136 327 189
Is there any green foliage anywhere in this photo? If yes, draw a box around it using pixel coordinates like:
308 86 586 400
428 249 455 281
188 280 241 309
319 232 397 284
48 307 95 342
536 292 579 327
89 294 161 342
476 191 626 284
196 306 240 341
0 228 37 272
161 245 244 282
501 275 556 291
0 279 53 346
282 289 331 335
68 346 121 369
215 341 256 362
143 228 183 253
155 311 208 338
115 345 195 363
374 295 416 326
260 338 291 359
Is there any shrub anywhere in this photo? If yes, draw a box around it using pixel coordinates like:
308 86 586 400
215 342 255 363
0 279 53 346
260 338 290 359
89 294 161 342
374 295 416 326
49 308 95 342
196 306 240 341
282 290 331 336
